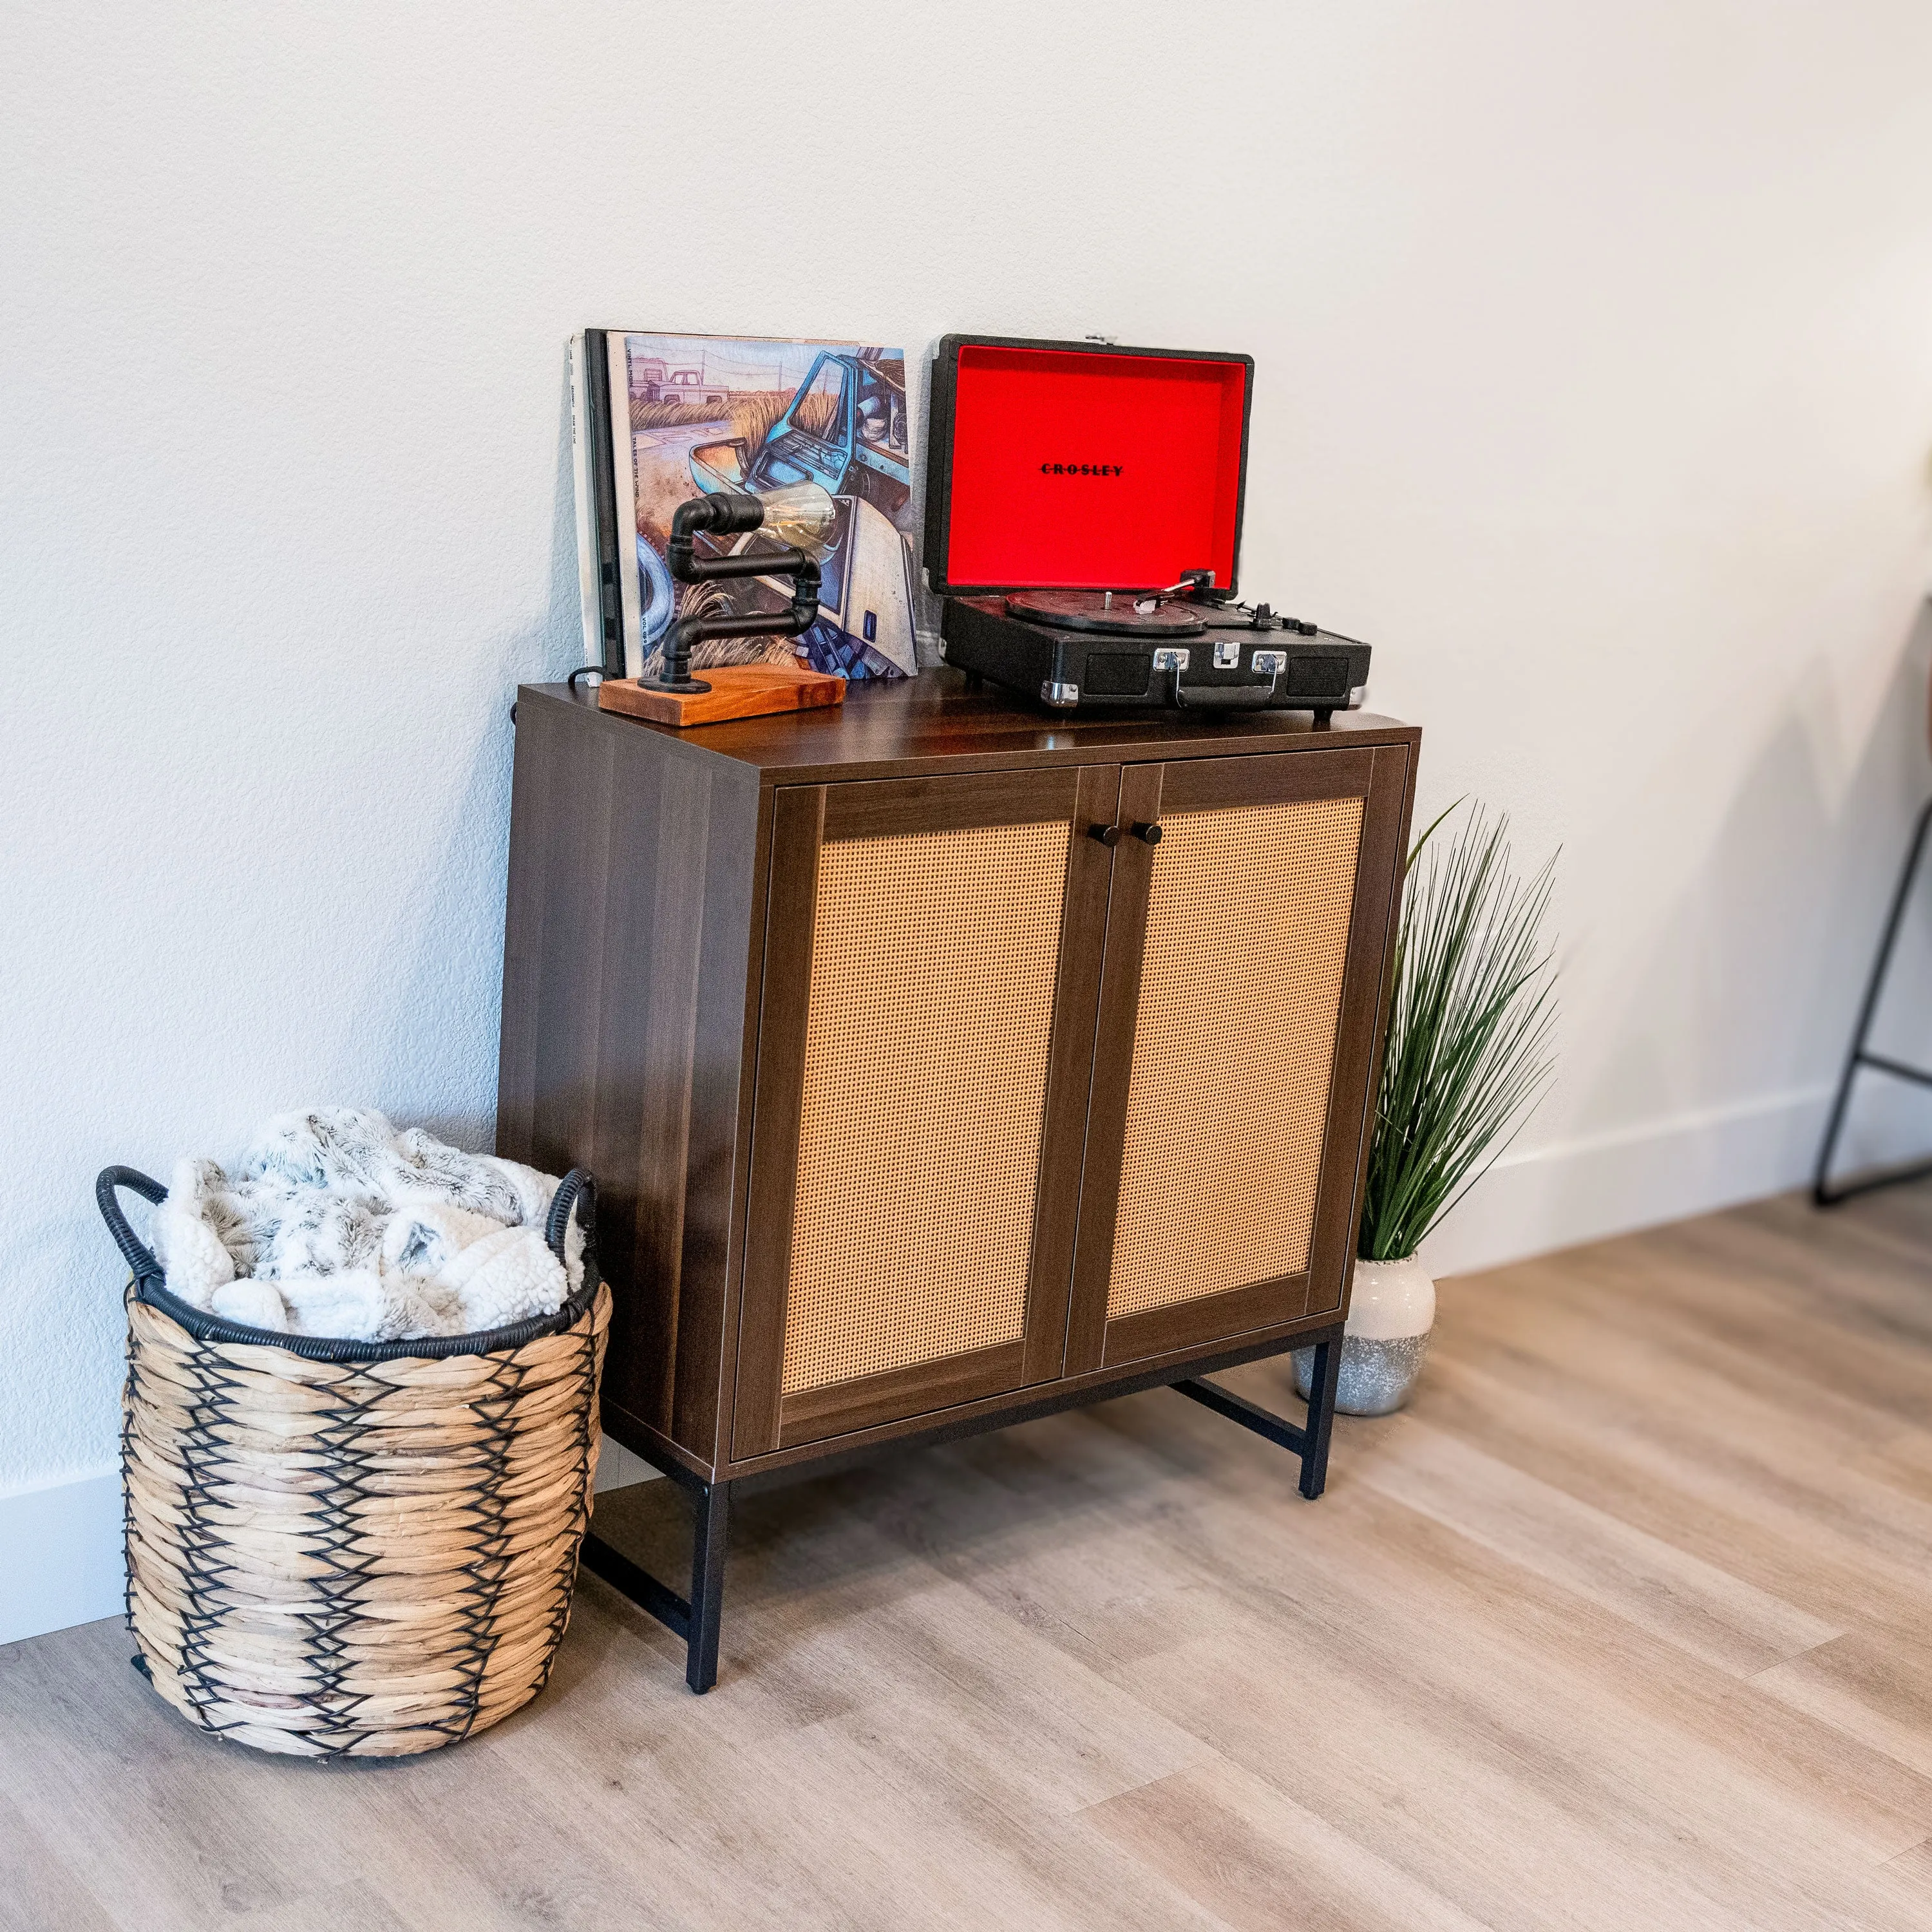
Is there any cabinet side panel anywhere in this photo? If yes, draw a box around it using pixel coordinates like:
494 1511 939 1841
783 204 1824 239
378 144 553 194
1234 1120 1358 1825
496 694 757 1462
592 741 691 1439
672 757 762 1462
496 697 618 1182
497 701 564 1160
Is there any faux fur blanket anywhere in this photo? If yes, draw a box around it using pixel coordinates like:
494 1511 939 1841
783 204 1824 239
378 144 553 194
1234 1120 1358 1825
147 1108 584 1344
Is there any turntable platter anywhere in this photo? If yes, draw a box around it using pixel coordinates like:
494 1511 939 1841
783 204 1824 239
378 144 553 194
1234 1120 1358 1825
1004 591 1206 638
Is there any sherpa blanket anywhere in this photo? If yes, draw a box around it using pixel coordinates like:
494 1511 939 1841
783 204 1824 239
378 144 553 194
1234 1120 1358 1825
147 1108 584 1344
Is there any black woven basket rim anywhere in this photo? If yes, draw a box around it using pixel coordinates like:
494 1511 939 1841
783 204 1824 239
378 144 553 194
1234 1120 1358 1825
97 1164 601 1364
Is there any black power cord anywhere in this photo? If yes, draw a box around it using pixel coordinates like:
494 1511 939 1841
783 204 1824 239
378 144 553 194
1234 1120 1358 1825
512 662 607 724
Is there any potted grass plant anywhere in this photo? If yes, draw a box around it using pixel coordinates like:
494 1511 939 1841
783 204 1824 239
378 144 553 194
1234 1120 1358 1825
1296 802 1557 1416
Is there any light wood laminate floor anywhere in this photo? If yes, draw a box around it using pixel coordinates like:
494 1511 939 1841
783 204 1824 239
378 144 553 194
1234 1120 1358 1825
6 1185 1932 1930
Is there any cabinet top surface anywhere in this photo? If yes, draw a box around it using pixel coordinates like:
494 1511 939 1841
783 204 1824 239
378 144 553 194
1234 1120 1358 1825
527 670 1419 781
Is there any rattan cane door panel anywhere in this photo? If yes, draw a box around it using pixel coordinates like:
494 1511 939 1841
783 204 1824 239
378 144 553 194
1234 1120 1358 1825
781 818 1065 1394
735 765 1119 1457
1067 746 1410 1374
1107 795 1363 1320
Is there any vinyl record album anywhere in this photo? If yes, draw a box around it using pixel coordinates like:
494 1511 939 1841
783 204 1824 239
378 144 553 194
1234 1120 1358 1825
1003 591 1206 638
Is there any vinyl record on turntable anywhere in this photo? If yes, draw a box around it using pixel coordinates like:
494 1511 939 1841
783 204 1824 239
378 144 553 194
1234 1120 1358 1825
1003 591 1206 638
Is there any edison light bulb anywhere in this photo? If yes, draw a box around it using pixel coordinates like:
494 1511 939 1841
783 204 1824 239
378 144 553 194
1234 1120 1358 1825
756 482 837 556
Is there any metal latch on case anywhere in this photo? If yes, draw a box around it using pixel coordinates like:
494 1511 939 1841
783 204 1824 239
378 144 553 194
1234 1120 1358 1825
1213 640 1241 669
1151 647 1190 672
1252 650 1287 674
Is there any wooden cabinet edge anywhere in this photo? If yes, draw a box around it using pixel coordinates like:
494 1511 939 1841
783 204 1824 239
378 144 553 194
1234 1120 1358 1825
518 679 1420 788
710 1305 1352 1484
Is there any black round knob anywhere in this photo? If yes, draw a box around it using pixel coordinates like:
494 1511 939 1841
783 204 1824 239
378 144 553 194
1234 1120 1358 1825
1131 821 1164 846
1088 822 1122 846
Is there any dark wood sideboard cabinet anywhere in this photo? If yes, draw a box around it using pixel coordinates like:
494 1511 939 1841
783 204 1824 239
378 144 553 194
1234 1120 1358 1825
497 671 1419 1689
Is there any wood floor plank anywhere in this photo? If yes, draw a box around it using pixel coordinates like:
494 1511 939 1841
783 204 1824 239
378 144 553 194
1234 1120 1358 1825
0 1618 679 1932
838 1415 1278 1672
1079 1757 1496 1932
0 1621 368 1932
214 1882 413 1932
0 1788 115 1932
489 1586 1227 1932
1858 1423 1932 1506
496 1494 1220 1932
1755 1631 1932 1783
1182 1463 1932 1859
2 1180 1929 1929
1350 1412 1842 1675
1412 1341 1932 1644
1110 1585 1927 1932
1439 1250 1927 1466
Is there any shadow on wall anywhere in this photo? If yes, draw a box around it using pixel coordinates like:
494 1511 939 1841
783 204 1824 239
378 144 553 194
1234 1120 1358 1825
1602 600 1932 1137
1823 601 1932 1177
315 350 589 1160
1426 599 1932 1275
1631 600 1932 1186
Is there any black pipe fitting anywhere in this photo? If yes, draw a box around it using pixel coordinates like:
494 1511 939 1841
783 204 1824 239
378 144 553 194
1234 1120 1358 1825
641 493 824 695
665 491 766 582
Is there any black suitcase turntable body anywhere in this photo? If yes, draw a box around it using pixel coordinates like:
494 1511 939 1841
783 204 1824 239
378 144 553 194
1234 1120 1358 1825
922 334 1370 717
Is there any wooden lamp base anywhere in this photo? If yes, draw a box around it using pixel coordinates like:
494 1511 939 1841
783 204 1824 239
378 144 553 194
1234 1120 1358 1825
597 663 844 729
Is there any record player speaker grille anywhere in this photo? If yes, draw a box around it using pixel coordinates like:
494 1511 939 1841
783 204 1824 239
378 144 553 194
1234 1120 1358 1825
1106 796 1363 1321
781 819 1070 1395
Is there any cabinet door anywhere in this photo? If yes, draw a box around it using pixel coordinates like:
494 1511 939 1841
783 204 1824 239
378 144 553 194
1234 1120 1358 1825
732 765 1119 1456
1066 744 1413 1374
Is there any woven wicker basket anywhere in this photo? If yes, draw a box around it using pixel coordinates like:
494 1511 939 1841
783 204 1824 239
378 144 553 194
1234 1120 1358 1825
95 1164 610 1758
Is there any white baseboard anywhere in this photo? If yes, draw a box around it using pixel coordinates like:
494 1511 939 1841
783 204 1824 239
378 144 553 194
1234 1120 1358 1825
1419 1084 1837 1279
0 1434 660 1650
0 1469 124 1647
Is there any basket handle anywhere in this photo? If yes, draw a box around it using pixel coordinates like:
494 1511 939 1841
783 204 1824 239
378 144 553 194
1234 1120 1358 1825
96 1166 167 1287
544 1168 596 1269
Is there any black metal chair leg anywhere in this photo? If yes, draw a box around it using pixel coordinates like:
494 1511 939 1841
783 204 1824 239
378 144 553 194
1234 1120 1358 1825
686 1480 730 1694
1815 795 1932 1206
1297 1335 1342 1500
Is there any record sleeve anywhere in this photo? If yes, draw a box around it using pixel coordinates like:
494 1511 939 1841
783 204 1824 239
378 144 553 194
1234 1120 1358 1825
571 330 919 682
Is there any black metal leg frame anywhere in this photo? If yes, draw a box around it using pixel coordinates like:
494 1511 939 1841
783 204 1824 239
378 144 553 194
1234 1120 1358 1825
1815 794 1932 1206
1172 1330 1341 1501
580 1465 729 1694
581 1323 1344 1693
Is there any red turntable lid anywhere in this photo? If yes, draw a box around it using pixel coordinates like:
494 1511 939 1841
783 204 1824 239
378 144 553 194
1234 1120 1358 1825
922 335 1253 596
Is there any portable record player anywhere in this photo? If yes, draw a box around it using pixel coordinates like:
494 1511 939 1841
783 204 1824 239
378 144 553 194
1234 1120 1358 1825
942 582 1371 718
923 335 1370 717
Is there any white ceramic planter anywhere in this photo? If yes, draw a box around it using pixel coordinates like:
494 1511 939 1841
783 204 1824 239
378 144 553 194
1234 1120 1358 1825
1293 1253 1435 1416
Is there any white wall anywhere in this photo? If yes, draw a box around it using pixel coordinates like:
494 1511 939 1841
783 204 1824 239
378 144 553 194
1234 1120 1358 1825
5 2 1931 1635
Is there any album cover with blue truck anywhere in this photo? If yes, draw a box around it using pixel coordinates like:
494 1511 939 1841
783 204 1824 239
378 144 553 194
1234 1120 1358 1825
572 330 918 682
